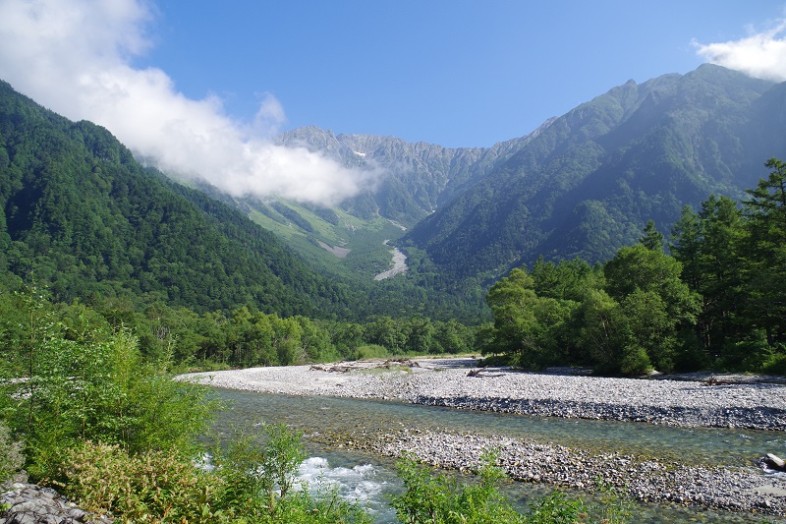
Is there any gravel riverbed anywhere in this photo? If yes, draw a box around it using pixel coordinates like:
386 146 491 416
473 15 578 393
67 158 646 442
180 358 786 517
182 358 786 431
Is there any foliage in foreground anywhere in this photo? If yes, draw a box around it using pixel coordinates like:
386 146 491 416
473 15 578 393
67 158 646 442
54 435 370 524
0 303 371 522
392 455 631 524
1 328 214 479
393 454 526 524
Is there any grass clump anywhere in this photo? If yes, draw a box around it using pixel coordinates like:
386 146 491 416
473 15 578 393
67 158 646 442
393 454 527 524
392 453 631 524
353 344 389 360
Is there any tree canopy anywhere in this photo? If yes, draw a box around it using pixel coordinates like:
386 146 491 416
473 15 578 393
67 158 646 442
483 159 786 375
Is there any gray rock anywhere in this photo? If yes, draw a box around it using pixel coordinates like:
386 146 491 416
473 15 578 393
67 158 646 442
0 483 112 524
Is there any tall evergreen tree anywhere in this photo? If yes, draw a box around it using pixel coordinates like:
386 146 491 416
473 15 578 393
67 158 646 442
742 158 786 345
639 220 665 251
697 196 746 355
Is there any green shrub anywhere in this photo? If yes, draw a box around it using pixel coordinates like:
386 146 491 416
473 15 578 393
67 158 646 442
55 431 371 524
6 330 216 479
619 345 652 376
392 455 632 524
211 424 370 523
354 344 389 360
272 489 372 524
261 424 307 502
56 441 235 524
392 455 526 524
526 491 586 524
592 480 633 524
210 424 305 512
762 351 786 375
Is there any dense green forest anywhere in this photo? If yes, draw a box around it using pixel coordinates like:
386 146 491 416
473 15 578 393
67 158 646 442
402 65 785 286
0 79 489 322
0 286 478 375
0 80 359 317
482 159 786 375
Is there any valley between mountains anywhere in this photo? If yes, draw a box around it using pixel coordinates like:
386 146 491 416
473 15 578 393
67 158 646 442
2 62 786 523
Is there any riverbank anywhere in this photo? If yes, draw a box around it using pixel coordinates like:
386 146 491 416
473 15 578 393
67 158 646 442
181 357 786 431
366 429 786 516
181 358 786 517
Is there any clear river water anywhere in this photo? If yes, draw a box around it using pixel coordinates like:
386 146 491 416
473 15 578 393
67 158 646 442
212 388 786 523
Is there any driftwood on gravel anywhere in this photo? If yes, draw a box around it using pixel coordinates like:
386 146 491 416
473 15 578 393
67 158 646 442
310 365 352 373
310 359 421 374
467 369 503 378
383 358 420 368
763 453 786 472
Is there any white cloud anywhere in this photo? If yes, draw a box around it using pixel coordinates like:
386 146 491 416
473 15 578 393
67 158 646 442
0 0 373 206
254 93 288 136
695 18 786 82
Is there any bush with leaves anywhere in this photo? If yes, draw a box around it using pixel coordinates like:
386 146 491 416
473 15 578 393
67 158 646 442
54 429 370 524
209 423 306 512
526 491 586 524
55 441 234 524
393 454 526 524
4 329 215 479
393 454 632 524
211 424 370 523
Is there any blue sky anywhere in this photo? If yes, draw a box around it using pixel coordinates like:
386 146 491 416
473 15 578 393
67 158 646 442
141 1 786 147
1 0 786 205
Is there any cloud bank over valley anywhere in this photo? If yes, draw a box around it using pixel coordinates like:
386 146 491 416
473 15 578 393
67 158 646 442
0 0 374 206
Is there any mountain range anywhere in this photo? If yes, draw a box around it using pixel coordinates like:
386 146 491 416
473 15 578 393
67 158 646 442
268 64 785 285
2 64 785 319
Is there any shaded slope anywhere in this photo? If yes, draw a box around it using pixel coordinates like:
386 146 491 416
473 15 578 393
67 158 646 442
0 80 353 316
402 65 778 280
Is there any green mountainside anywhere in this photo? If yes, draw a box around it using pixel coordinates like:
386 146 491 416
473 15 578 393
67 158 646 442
3 64 783 322
229 124 545 285
402 65 780 282
254 65 781 292
0 80 354 316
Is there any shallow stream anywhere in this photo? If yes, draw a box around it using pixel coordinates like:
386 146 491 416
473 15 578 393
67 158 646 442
212 389 786 523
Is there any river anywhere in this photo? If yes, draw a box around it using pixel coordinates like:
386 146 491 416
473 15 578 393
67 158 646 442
212 389 786 523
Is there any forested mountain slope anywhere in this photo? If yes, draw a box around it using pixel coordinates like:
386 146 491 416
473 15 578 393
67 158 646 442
264 66 783 288
401 64 781 281
0 80 353 316
225 118 549 290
